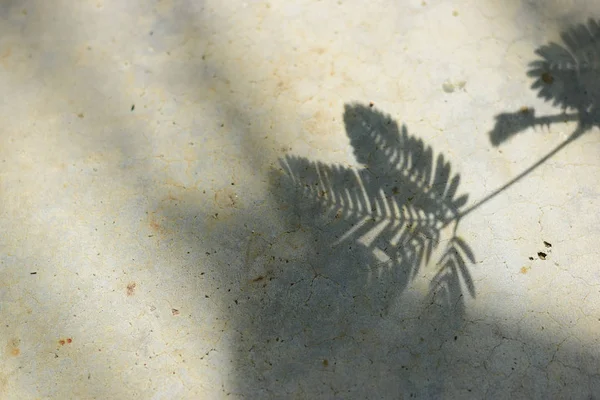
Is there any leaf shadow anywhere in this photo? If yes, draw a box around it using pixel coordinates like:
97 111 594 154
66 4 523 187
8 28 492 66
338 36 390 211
273 103 476 321
489 18 600 146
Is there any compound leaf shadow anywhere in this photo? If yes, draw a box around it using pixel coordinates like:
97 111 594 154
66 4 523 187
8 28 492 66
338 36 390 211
276 103 475 319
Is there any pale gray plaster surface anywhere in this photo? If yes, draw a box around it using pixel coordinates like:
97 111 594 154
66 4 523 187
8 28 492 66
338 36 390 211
0 0 599 399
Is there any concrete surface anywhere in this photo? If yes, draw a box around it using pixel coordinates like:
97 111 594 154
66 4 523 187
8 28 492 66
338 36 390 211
0 0 599 398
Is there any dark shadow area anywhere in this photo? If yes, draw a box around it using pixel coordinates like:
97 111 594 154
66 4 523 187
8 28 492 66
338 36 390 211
212 103 477 397
490 18 600 146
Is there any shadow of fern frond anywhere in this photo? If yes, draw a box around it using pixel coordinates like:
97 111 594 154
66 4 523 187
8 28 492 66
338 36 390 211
277 103 475 316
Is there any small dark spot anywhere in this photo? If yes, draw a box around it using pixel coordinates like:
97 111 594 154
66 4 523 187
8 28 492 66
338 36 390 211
323 359 329 367
543 241 552 248
131 104 135 111
537 252 547 260
454 336 457 340
541 72 554 84
149 31 153 35
171 309 180 316
252 276 265 282
30 272 37 275
126 282 136 296
529 257 534 260
205 295 209 298
369 102 374 107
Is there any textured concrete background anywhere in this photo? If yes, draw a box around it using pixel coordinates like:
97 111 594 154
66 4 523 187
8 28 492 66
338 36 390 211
0 0 599 398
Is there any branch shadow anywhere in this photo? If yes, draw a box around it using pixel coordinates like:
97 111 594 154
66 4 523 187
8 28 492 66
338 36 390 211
490 18 600 146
